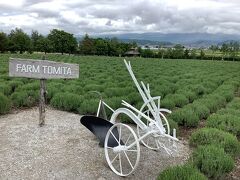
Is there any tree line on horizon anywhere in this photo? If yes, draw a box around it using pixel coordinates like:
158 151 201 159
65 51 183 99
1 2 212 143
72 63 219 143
0 28 135 56
143 43 240 61
0 28 239 61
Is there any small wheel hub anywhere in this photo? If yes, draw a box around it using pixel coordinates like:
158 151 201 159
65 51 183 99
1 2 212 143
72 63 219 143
113 145 126 153
148 123 161 137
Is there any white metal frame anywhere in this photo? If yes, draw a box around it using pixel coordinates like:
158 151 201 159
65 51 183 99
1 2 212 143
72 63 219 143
96 59 179 176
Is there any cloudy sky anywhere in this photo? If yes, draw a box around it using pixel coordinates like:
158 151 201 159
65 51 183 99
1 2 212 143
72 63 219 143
0 0 240 35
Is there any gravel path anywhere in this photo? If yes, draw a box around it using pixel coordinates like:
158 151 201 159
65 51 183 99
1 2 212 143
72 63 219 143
0 107 190 180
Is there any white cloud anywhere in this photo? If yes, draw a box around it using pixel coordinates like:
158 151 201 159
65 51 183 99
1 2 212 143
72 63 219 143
165 0 228 10
0 14 36 27
0 0 25 8
0 0 240 35
27 0 66 13
60 11 84 24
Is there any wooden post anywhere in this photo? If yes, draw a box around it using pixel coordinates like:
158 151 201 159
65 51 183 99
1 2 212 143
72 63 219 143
39 55 46 126
39 79 46 126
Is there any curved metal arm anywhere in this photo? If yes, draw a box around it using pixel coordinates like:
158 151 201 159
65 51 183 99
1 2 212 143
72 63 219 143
159 108 172 114
88 91 103 99
138 96 161 118
121 101 156 123
110 108 148 130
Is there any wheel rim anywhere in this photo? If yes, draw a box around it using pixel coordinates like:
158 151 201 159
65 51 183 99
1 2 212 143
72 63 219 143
104 123 140 176
137 110 170 150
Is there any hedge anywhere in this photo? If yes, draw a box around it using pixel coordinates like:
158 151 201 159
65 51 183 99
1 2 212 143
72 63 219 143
157 164 207 180
161 98 175 109
169 108 199 127
78 98 99 115
189 103 210 120
0 84 11 96
190 128 240 157
8 81 24 92
0 93 11 114
11 91 38 107
207 114 240 136
192 145 234 179
50 92 83 112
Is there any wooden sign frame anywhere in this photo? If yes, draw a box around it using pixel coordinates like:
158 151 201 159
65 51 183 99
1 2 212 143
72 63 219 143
9 57 79 126
9 58 79 79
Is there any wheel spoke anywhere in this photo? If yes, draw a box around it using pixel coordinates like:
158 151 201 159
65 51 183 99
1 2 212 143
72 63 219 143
119 125 122 145
111 154 119 164
126 149 138 152
124 151 134 170
125 134 131 145
155 139 159 149
119 153 122 175
146 137 149 146
110 131 119 144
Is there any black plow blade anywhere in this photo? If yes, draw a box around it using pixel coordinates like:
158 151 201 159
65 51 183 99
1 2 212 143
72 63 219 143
80 115 123 147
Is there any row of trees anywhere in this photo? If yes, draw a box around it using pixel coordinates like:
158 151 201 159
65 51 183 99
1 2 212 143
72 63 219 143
140 44 206 60
0 28 78 54
79 35 135 56
210 42 240 61
0 28 239 60
0 28 135 56
140 42 240 61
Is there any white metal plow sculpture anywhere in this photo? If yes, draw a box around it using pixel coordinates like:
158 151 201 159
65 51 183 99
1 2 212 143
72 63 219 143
100 60 179 176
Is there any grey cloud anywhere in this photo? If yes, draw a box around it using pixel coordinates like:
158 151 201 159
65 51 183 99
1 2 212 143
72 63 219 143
0 5 23 15
106 20 112 26
33 10 59 18
0 0 240 35
24 0 51 6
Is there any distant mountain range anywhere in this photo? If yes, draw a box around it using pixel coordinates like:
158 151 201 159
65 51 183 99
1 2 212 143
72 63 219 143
118 39 173 46
96 32 240 47
76 32 240 48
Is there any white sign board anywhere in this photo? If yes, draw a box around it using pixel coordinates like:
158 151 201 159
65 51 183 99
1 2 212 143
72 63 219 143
9 58 79 79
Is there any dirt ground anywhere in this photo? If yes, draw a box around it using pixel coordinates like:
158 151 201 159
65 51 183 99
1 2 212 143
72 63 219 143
0 107 190 180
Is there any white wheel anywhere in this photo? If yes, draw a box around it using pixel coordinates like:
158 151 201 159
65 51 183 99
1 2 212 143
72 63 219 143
137 110 170 150
104 123 140 176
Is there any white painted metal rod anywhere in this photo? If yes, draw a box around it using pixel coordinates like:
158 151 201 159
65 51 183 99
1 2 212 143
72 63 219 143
126 130 155 149
97 100 102 117
102 101 115 112
121 100 156 125
140 81 163 127
123 59 156 118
